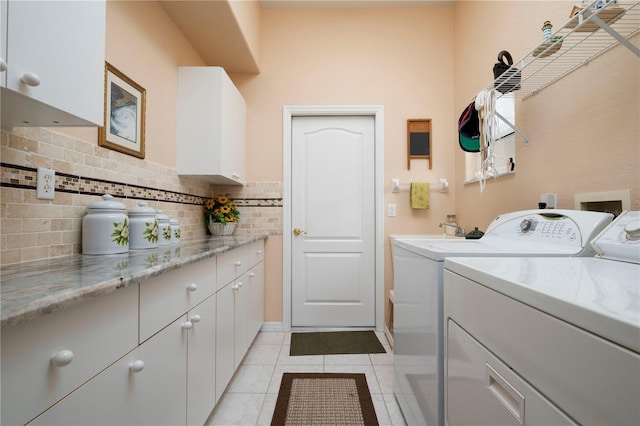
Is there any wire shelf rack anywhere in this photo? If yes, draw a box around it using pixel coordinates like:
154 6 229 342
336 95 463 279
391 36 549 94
491 0 640 99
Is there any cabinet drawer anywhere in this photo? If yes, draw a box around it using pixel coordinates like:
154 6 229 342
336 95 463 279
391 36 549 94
1 284 138 426
247 239 265 268
140 257 216 342
28 348 140 426
217 246 248 290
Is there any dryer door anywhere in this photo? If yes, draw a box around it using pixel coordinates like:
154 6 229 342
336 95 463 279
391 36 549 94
446 320 576 426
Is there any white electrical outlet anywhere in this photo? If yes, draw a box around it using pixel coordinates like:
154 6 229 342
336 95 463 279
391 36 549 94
388 204 396 217
36 167 55 200
540 192 557 209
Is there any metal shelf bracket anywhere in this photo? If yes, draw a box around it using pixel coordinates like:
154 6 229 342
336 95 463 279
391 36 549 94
496 111 530 146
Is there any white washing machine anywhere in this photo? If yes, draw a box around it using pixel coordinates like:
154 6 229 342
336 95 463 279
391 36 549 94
443 211 640 425
392 209 614 426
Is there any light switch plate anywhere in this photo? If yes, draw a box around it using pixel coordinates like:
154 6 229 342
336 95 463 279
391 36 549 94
388 204 396 217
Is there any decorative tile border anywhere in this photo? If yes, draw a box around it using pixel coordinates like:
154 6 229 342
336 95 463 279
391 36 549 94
1 163 283 208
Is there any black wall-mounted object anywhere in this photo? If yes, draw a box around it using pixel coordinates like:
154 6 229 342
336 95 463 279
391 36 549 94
407 119 432 169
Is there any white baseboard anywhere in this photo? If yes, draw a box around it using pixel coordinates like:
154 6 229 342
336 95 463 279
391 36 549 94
261 322 284 332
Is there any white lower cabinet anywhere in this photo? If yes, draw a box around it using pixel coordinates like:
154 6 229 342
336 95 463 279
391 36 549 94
28 349 140 426
1 284 138 426
29 296 216 426
4 241 263 426
187 295 217 426
247 262 265 345
216 241 265 400
29 314 189 426
234 275 249 369
215 282 236 402
137 315 189 426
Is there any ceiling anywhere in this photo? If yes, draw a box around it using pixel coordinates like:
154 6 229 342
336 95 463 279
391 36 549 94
159 0 260 73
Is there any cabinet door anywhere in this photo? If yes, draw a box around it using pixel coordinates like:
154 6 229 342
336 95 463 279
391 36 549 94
28 351 141 426
234 277 249 369
1 1 6 80
247 262 265 345
219 72 246 184
217 245 248 291
3 0 105 125
1 284 138 426
140 257 217 342
215 283 235 402
247 240 265 269
176 67 246 185
138 315 188 426
187 295 217 426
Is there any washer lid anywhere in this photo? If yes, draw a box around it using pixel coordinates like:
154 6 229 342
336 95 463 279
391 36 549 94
445 256 640 353
394 237 579 261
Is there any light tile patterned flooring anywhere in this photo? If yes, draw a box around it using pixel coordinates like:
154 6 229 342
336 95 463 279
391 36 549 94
205 330 407 425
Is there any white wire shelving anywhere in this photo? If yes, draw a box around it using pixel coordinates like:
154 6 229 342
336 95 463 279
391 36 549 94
493 0 640 99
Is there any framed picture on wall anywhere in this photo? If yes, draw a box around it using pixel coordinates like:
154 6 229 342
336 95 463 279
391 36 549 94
99 62 146 159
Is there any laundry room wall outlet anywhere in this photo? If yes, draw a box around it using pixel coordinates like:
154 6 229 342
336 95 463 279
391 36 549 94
36 168 55 200
540 193 557 209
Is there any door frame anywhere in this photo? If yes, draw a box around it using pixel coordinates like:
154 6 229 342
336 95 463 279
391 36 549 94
282 105 384 331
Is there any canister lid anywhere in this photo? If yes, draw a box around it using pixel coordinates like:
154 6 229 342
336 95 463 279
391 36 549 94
86 194 126 212
170 217 180 226
156 209 170 222
129 201 156 216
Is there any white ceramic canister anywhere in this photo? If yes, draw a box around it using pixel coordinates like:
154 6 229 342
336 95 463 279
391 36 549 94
156 210 172 246
82 194 129 255
128 202 159 250
169 217 181 244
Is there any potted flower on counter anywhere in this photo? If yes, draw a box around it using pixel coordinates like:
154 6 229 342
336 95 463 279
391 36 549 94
204 195 240 235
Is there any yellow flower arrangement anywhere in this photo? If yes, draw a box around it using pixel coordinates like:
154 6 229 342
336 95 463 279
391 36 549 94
204 195 240 226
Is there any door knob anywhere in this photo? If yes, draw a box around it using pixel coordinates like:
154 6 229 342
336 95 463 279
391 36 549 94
293 228 306 236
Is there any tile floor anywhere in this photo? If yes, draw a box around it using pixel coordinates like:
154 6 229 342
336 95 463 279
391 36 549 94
205 330 407 425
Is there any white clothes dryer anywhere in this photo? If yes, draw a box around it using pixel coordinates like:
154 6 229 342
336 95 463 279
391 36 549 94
443 211 640 425
392 209 614 426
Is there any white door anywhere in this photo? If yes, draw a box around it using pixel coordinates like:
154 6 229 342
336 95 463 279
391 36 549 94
291 115 376 327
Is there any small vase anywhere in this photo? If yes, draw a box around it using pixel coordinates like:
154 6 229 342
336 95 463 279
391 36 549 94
208 222 237 236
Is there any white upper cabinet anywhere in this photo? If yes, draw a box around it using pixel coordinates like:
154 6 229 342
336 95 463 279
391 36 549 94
177 67 246 186
0 0 105 127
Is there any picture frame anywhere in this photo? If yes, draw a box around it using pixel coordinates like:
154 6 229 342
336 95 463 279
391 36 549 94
99 62 146 159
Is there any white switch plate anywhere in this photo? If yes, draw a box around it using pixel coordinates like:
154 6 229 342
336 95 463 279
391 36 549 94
388 204 396 217
36 167 55 200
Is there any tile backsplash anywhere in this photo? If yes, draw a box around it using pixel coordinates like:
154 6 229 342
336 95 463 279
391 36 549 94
1 127 282 265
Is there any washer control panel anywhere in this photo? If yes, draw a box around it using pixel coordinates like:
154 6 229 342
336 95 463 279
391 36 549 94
490 213 581 245
592 211 640 263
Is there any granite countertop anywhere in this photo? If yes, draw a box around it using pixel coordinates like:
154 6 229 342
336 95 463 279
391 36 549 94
1 234 267 329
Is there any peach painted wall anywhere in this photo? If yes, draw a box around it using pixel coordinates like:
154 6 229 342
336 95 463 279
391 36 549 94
232 4 458 323
105 1 206 167
453 1 640 229
50 1 206 163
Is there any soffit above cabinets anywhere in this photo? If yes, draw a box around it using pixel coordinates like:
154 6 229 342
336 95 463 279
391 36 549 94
158 0 260 73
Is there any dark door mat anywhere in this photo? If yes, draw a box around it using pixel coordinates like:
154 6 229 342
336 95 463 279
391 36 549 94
290 330 386 356
271 372 379 426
